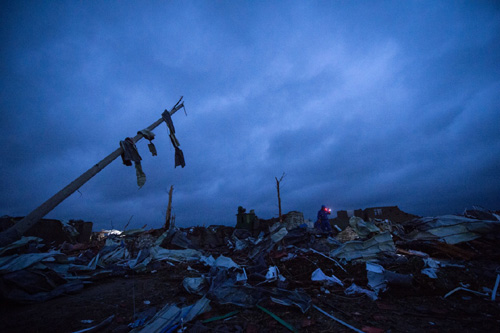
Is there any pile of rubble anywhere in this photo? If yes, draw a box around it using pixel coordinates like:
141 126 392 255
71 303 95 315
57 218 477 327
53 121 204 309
1 209 499 332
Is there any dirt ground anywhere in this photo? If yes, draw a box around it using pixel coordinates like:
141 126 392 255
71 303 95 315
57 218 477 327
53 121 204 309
1 251 499 333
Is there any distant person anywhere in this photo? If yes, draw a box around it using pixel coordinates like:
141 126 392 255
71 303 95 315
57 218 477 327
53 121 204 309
315 205 332 233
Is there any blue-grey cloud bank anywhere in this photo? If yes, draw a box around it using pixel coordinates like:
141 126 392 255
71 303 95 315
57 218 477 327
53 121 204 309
1 1 499 230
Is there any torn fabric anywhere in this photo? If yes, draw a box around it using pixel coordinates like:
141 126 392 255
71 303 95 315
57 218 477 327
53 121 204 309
119 138 141 166
161 110 176 134
138 129 157 156
175 147 185 168
162 109 186 168
120 138 146 187
135 163 146 187
162 110 180 148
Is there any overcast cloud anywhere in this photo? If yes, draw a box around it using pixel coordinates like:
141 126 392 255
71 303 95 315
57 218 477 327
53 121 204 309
1 1 499 230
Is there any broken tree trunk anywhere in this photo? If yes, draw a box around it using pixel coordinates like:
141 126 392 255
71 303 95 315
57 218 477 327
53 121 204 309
0 99 185 247
275 172 285 222
165 185 174 229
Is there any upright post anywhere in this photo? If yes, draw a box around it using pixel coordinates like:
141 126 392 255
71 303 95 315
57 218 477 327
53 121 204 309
275 172 285 222
165 185 174 229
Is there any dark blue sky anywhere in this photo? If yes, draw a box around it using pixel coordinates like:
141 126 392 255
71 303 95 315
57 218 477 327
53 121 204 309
1 1 499 230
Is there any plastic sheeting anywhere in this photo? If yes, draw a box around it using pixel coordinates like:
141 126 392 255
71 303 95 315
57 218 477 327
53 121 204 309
311 268 343 286
421 257 440 279
183 277 207 295
265 266 286 282
200 255 240 269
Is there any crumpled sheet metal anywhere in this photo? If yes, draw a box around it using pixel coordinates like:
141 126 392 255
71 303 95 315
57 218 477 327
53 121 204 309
207 268 261 308
349 216 381 238
335 226 359 243
209 282 311 313
4 279 84 304
269 288 312 313
345 283 378 301
330 232 395 261
201 255 240 269
150 247 203 262
0 251 63 273
270 226 288 243
128 249 152 271
0 262 84 304
73 245 203 273
366 262 387 293
99 246 130 266
0 236 43 256
170 231 192 249
366 261 413 296
209 283 265 308
405 215 500 244
134 297 211 333
207 266 310 312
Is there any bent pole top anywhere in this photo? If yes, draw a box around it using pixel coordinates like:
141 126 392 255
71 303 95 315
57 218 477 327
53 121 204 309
0 99 185 247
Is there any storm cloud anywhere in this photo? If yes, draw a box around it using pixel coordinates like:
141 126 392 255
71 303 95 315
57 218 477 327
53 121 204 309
1 1 499 230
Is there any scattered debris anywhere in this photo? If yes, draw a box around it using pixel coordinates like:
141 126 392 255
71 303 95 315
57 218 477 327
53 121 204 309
257 304 297 333
344 283 378 301
311 268 343 286
444 286 489 299
492 274 500 301
134 297 210 332
72 315 114 333
402 215 500 244
1 208 500 332
330 232 396 261
313 305 364 333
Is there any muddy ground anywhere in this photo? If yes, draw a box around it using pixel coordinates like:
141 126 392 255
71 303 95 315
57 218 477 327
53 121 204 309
1 245 499 333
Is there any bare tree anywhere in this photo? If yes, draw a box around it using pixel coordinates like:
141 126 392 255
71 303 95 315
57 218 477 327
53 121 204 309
275 172 285 222
165 185 174 229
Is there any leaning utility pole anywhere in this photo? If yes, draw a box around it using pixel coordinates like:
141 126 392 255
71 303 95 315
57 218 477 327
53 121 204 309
0 98 185 247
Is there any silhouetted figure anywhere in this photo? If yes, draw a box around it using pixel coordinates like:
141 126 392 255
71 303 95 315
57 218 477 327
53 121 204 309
315 205 332 233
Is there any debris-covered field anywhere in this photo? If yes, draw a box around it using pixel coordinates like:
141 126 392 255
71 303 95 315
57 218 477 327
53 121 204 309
1 211 500 333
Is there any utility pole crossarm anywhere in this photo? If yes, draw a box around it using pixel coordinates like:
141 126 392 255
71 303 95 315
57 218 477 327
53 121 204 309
0 100 185 247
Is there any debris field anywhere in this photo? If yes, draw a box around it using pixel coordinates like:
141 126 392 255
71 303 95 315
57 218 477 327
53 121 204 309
1 209 500 333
